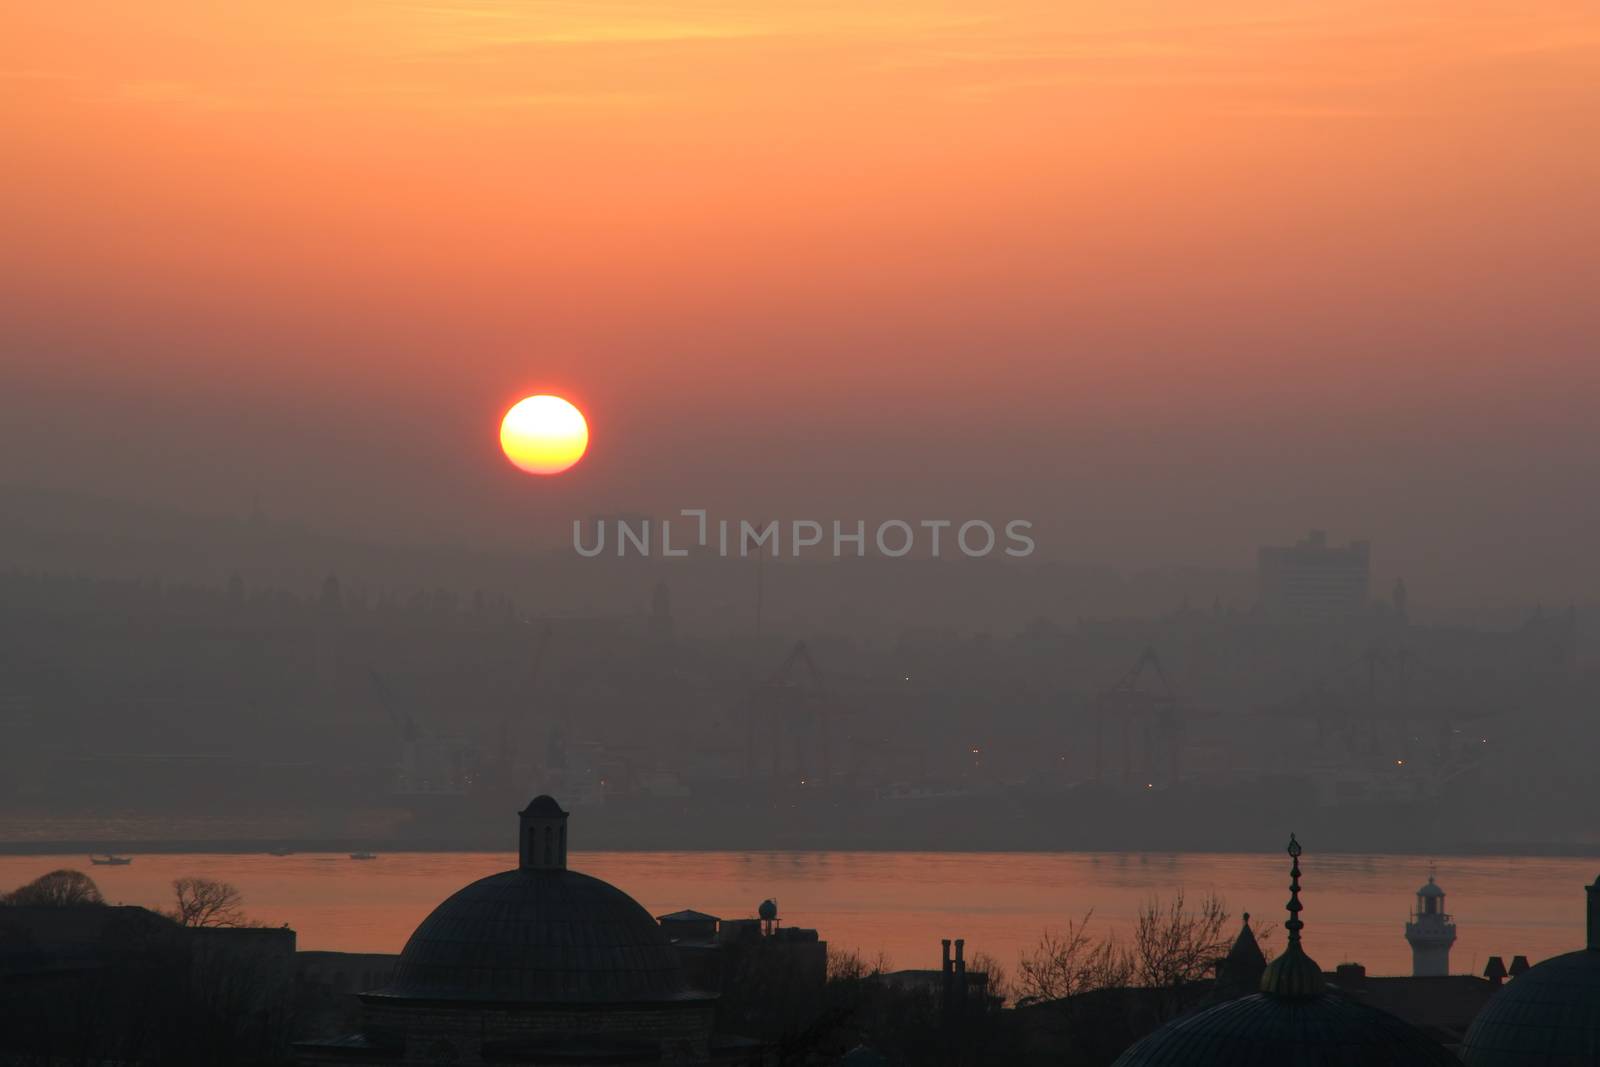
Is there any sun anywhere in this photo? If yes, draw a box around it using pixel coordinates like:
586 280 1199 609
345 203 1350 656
500 395 589 475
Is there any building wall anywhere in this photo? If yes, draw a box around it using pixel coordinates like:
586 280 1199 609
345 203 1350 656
0 906 297 1064
350 996 717 1065
295 950 399 1039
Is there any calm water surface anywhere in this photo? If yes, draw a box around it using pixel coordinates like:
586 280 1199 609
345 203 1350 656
3 851 1592 979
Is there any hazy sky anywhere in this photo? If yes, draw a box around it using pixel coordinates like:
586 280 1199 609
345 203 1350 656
2 1 1597 597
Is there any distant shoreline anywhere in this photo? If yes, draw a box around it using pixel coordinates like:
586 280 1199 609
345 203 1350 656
2 838 1594 859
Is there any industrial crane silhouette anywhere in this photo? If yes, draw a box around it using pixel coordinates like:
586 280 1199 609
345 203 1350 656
367 668 417 743
1093 645 1182 788
748 641 831 784
1275 641 1483 774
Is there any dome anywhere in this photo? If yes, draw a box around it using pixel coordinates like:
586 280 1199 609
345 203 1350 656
374 866 698 1005
520 793 565 817
1259 939 1325 999
1459 873 1600 1065
1459 951 1600 1065
1417 877 1445 898
1112 990 1462 1067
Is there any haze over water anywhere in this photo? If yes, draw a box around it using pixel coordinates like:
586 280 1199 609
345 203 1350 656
4 850 1591 980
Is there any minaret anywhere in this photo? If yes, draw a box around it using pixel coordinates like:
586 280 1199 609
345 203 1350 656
518 794 568 870
1404 873 1456 976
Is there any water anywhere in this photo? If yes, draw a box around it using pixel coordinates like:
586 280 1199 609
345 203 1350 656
3 851 1591 979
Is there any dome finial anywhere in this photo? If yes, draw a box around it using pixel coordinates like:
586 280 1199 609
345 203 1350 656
1260 833 1325 998
1283 833 1305 946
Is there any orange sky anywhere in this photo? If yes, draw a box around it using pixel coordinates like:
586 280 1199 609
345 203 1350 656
2 1 1597 593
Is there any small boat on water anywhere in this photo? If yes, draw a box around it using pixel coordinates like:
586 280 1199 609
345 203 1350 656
349 851 377 860
89 855 132 866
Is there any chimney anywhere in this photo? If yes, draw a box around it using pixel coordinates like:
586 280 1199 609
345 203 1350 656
955 939 966 975
1588 876 1600 951
1483 956 1507 986
940 939 954 1017
1509 955 1531 978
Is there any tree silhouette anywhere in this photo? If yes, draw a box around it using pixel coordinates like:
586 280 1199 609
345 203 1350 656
3 869 104 907
169 877 246 927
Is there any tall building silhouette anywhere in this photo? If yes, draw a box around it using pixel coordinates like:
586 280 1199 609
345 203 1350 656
1258 529 1371 621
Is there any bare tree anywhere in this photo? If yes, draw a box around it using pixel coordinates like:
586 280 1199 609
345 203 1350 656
3 869 104 907
826 946 891 982
968 950 1010 1006
1132 890 1231 1019
1132 890 1230 990
169 877 246 928
1014 911 1133 1005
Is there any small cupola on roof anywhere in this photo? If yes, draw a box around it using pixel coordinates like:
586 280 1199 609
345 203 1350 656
518 794 568 870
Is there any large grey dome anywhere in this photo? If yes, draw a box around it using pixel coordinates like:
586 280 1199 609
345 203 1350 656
1459 949 1600 1066
1111 990 1461 1067
1461 873 1600 1065
374 867 698 1005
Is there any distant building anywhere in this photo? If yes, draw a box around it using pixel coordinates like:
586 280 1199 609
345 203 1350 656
1257 529 1371 621
877 938 995 1010
1405 875 1457 977
1326 962 1496 1048
658 899 828 1042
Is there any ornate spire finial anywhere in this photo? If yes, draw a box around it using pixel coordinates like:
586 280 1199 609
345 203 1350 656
1284 833 1304 945
1260 832 1325 998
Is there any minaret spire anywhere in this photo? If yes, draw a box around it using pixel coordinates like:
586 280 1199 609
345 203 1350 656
1285 833 1305 947
1260 833 1325 997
